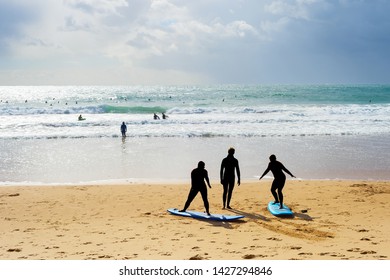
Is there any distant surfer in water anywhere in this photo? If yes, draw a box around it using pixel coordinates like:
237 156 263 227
153 113 160 120
120 122 127 137
259 154 295 209
180 161 212 216
220 147 241 209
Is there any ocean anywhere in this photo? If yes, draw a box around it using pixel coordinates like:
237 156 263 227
1 84 390 184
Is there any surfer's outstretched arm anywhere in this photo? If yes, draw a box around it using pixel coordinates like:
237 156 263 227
205 171 212 188
259 166 270 180
282 165 295 177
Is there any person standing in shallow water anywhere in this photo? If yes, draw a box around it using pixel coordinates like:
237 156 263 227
220 147 240 209
259 154 295 209
180 161 212 215
120 122 127 137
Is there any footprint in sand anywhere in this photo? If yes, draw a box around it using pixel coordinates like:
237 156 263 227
189 254 205 260
267 237 282 241
298 252 313 256
243 254 256 259
330 253 345 257
290 246 302 250
7 248 22 252
98 255 113 259
347 248 361 252
376 255 387 259
360 250 376 255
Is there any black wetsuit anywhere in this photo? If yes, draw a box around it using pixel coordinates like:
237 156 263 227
263 161 293 205
121 124 127 136
182 167 210 213
220 155 240 208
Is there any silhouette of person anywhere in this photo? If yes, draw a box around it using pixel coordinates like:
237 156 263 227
162 113 168 119
120 122 127 137
153 113 160 120
259 154 295 209
220 147 240 209
180 161 212 215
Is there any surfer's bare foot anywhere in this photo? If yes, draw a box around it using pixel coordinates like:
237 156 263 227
179 209 186 212
279 205 284 209
272 201 279 205
207 212 211 216
227 206 232 209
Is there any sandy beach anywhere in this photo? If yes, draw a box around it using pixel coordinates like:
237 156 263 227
0 180 389 260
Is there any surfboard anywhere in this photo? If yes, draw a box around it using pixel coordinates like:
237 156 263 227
167 208 244 221
267 201 293 217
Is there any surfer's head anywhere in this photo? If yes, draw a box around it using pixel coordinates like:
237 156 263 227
197 161 205 169
228 147 235 155
269 154 276 162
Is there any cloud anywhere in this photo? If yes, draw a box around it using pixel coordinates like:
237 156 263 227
64 0 129 15
265 0 323 20
0 0 389 85
0 1 40 55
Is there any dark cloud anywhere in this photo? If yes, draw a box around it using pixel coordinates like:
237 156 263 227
125 1 390 84
211 0 390 84
0 2 38 54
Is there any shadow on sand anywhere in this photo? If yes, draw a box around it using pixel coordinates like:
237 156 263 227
228 208 270 222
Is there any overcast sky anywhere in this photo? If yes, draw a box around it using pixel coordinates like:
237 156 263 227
0 0 389 85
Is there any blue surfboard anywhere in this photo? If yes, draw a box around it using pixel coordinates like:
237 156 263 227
167 208 244 221
267 201 293 217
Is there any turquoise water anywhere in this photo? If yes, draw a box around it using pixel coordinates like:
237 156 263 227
0 85 389 183
1 84 389 139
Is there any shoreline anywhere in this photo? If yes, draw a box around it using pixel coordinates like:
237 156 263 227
2 134 390 184
1 179 389 260
1 177 389 187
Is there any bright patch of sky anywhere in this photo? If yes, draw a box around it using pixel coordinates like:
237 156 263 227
0 0 389 85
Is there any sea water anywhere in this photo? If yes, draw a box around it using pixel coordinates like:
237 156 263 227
1 85 390 184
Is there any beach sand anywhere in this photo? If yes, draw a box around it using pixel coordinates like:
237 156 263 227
0 180 389 260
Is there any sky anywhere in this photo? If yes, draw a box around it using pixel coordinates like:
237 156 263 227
0 0 389 85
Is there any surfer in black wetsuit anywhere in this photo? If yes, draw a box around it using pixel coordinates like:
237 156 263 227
120 122 127 137
259 154 295 209
220 147 240 209
179 161 212 215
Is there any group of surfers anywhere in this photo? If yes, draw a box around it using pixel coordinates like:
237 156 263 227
119 118 295 215
179 148 295 216
119 113 168 137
